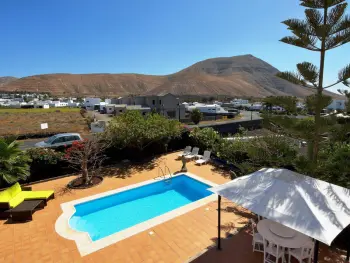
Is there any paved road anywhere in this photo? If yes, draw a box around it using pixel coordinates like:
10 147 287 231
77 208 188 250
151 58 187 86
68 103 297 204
18 138 44 150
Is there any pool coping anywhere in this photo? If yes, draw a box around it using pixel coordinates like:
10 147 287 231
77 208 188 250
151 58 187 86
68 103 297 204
55 172 218 256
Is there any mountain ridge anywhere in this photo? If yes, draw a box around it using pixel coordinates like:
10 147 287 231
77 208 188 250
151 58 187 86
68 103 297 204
0 55 342 98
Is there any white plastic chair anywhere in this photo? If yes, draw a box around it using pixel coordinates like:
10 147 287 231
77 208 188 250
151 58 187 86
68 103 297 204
250 219 264 253
264 239 285 263
177 146 192 158
185 147 199 160
288 240 314 263
195 150 211 165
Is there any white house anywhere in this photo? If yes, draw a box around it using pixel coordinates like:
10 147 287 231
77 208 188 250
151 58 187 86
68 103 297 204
35 103 50 109
84 98 101 110
68 101 80 107
105 104 117 114
49 101 68 107
249 103 263 111
326 100 346 110
231 98 250 106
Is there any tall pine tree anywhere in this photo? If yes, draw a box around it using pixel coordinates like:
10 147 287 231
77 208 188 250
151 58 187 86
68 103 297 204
277 0 350 163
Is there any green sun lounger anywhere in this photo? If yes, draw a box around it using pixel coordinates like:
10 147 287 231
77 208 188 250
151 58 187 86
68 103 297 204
0 183 54 218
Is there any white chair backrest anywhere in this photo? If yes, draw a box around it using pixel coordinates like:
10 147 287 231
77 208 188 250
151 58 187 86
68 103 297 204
203 150 211 160
265 239 283 257
184 146 192 153
192 147 199 155
300 244 313 258
249 218 257 235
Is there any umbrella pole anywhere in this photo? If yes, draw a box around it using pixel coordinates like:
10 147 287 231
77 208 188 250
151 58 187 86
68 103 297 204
346 241 349 262
217 195 221 250
314 240 319 263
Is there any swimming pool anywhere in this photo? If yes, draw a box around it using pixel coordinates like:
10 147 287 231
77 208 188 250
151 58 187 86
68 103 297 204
55 173 217 256
70 175 212 241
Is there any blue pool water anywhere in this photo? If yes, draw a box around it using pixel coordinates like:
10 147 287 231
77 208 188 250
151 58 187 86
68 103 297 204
69 175 212 241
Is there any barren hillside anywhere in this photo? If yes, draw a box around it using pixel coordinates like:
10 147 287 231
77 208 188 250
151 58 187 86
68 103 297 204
0 76 17 87
1 55 341 98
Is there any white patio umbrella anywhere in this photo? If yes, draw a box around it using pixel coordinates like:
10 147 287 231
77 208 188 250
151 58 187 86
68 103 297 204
209 168 350 262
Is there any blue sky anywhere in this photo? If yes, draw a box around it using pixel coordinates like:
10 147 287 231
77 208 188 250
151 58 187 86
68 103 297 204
0 0 349 93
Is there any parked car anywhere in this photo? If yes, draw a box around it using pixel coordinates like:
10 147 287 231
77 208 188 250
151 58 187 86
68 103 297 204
34 133 83 149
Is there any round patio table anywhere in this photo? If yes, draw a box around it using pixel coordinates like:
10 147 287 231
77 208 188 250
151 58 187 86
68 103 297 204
257 219 312 249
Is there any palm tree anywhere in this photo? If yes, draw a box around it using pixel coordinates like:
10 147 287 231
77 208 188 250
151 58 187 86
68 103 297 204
0 138 31 185
277 0 350 164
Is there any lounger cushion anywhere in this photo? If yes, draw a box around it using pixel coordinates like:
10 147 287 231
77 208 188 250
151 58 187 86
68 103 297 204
0 182 22 203
0 190 11 203
7 182 22 198
8 194 25 208
22 191 54 200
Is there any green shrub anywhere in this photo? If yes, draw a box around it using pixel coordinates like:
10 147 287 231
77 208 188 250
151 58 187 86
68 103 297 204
27 148 64 164
246 136 297 168
189 127 221 150
190 109 203 124
106 111 182 151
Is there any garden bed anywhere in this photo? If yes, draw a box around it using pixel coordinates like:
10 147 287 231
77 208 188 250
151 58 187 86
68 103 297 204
67 176 103 189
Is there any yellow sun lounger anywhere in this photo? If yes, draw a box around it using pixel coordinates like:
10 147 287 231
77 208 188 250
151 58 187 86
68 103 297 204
0 182 54 215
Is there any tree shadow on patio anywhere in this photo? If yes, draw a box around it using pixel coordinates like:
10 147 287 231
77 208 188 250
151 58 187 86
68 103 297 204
192 229 263 263
210 166 235 180
98 157 159 179
222 202 253 219
56 186 74 197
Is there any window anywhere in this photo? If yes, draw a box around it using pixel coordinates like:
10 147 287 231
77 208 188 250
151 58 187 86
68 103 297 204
159 100 162 105
52 137 66 144
119 110 123 112
152 100 155 105
64 136 74 142
45 135 58 144
64 136 80 142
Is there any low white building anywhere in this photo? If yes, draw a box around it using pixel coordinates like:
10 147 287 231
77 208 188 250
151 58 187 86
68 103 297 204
326 100 346 110
103 104 115 114
68 101 80 107
49 101 68 107
8 101 24 108
35 103 50 109
84 98 101 110
249 103 263 111
231 98 250 106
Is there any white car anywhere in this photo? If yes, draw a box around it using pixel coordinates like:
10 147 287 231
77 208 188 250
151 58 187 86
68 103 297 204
34 133 83 149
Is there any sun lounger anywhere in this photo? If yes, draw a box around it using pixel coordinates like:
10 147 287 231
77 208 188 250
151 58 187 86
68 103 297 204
195 150 211 165
177 146 192 158
185 147 199 160
0 183 54 218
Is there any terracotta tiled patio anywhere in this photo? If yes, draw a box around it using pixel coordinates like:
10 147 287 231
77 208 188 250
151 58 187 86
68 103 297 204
0 152 345 263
